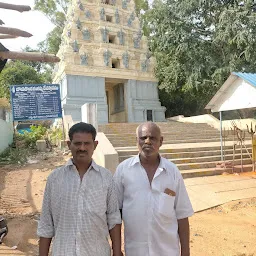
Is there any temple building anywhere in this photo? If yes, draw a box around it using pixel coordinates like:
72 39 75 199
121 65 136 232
53 0 166 123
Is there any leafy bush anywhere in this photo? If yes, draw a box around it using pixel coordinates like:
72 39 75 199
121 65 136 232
20 125 47 148
0 147 32 165
48 128 63 146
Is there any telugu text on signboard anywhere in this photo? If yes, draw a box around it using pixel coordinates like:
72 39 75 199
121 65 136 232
10 84 62 121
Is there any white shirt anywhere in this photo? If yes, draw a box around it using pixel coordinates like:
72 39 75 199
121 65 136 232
114 155 194 256
37 159 121 256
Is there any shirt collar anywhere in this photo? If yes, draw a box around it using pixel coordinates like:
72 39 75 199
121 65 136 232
129 154 167 172
129 154 141 167
65 158 100 172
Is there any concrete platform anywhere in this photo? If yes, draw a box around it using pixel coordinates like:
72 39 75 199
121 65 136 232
185 172 256 212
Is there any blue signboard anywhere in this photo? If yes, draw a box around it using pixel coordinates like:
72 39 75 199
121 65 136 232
10 84 62 121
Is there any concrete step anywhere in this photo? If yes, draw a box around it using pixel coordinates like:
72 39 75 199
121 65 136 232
104 129 220 136
119 149 252 163
160 148 252 159
99 122 217 133
106 133 222 140
181 164 253 179
109 132 251 137
171 153 251 164
119 149 252 164
110 137 251 147
176 158 252 170
117 143 252 156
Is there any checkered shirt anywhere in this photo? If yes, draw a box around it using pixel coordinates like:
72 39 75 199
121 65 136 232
37 159 121 256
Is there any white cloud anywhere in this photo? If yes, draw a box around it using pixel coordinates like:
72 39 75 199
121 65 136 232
0 0 55 51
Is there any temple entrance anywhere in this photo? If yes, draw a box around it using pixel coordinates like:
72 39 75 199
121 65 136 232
105 78 127 123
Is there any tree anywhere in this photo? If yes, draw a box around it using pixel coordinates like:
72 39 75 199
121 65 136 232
148 0 256 116
34 0 69 54
0 61 46 99
34 0 68 28
135 0 149 15
134 0 150 36
19 46 53 83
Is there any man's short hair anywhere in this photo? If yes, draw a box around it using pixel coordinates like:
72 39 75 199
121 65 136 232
136 122 161 137
68 122 97 141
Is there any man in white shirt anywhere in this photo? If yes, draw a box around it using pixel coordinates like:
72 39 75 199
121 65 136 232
38 122 122 256
114 122 194 256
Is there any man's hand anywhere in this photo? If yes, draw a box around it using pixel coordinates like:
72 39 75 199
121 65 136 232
113 252 124 256
178 218 190 256
39 237 52 256
110 224 122 256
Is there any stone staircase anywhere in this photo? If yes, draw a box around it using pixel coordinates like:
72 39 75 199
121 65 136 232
98 122 253 178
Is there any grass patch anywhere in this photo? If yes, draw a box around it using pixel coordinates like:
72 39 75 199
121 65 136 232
0 147 35 165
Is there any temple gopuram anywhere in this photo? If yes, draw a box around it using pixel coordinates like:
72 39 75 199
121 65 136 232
54 0 166 123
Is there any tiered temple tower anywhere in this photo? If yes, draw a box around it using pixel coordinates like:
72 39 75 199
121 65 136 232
53 0 166 123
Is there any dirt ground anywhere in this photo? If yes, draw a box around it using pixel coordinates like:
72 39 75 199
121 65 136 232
0 151 256 256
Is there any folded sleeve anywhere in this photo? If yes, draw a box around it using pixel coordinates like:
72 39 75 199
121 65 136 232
37 179 55 238
106 178 122 230
113 164 124 210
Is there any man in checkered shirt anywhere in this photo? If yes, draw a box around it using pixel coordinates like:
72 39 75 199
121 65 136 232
38 122 122 256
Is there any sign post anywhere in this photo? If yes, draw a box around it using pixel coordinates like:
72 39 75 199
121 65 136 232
10 84 62 121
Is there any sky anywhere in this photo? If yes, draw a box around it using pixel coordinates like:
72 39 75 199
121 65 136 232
0 0 55 51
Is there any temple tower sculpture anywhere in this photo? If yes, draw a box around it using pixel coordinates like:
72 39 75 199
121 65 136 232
54 0 166 123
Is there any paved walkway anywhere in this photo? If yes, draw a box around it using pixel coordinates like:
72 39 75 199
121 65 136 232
185 172 256 212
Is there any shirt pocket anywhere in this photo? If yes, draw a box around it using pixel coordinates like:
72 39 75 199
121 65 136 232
86 188 107 214
158 192 175 219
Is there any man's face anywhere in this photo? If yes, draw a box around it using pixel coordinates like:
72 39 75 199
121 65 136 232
137 124 163 158
67 132 98 164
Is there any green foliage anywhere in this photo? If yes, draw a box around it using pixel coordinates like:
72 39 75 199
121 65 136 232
38 26 63 55
48 128 63 146
21 125 47 148
134 0 149 15
20 46 54 82
0 147 31 165
148 0 256 116
34 0 69 27
134 0 150 36
0 61 44 99
34 0 69 55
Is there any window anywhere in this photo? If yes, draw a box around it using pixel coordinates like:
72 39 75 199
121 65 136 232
114 84 124 112
109 34 116 44
106 15 113 22
112 58 120 68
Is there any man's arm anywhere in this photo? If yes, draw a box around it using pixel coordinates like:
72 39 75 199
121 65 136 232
109 224 123 256
178 217 190 256
39 237 52 256
106 177 123 256
37 179 54 256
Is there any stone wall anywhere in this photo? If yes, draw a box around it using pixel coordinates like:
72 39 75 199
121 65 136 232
0 119 13 153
